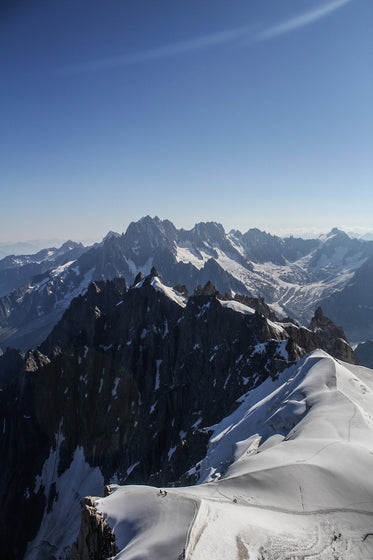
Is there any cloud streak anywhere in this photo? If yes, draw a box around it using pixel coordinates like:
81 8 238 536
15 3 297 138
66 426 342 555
58 23 254 74
255 0 352 41
58 0 351 74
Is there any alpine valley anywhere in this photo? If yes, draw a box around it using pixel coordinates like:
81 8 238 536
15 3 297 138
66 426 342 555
0 217 373 560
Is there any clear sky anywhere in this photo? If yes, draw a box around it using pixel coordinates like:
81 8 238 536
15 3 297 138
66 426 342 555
1 0 372 243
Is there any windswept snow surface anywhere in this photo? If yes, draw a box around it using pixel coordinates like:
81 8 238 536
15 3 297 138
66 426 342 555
97 351 373 559
96 486 198 560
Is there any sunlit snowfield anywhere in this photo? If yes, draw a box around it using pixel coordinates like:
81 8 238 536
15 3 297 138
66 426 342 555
94 351 373 559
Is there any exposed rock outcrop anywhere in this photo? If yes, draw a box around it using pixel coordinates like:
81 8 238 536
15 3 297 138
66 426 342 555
308 307 359 364
234 294 278 320
71 497 117 560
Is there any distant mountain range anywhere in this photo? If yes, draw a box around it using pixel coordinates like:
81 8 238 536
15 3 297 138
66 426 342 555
0 216 372 352
0 239 74 260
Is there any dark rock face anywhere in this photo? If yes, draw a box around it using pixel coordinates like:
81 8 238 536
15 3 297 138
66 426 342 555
0 352 51 560
0 347 25 386
237 229 320 265
355 339 373 369
234 294 278 321
320 256 373 342
32 281 285 487
239 228 288 266
70 497 117 560
194 258 248 296
122 216 178 266
193 280 227 298
0 275 360 559
282 307 359 365
39 278 128 357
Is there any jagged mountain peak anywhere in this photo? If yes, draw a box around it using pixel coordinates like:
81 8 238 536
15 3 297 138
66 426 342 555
59 239 83 249
178 221 227 249
139 214 162 225
228 228 242 238
133 271 144 285
149 265 160 278
192 221 225 236
329 226 345 235
133 215 176 236
241 228 285 247
320 227 350 243
123 216 177 259
101 231 124 249
238 228 286 265
193 280 221 297
308 305 347 340
102 231 121 242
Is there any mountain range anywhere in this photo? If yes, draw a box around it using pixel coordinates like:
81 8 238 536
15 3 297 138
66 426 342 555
0 267 367 559
1 216 372 558
1 216 372 353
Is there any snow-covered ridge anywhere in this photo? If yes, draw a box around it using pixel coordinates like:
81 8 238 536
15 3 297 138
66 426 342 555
150 276 187 308
219 299 255 315
140 275 284 325
50 260 76 277
96 351 373 559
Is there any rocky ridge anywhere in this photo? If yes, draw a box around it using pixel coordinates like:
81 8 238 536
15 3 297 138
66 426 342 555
1 217 372 351
70 497 117 560
0 270 359 559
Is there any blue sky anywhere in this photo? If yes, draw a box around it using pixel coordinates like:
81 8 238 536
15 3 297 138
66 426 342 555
1 0 372 242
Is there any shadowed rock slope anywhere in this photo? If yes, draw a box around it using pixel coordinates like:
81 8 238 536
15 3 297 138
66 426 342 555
0 272 359 559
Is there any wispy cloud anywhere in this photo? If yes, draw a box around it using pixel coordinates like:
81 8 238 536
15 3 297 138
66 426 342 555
255 0 352 42
58 0 351 74
58 24 254 74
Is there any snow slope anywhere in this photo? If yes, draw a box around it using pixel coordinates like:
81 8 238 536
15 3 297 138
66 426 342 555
97 350 373 559
150 276 187 308
26 445 104 560
173 228 370 324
